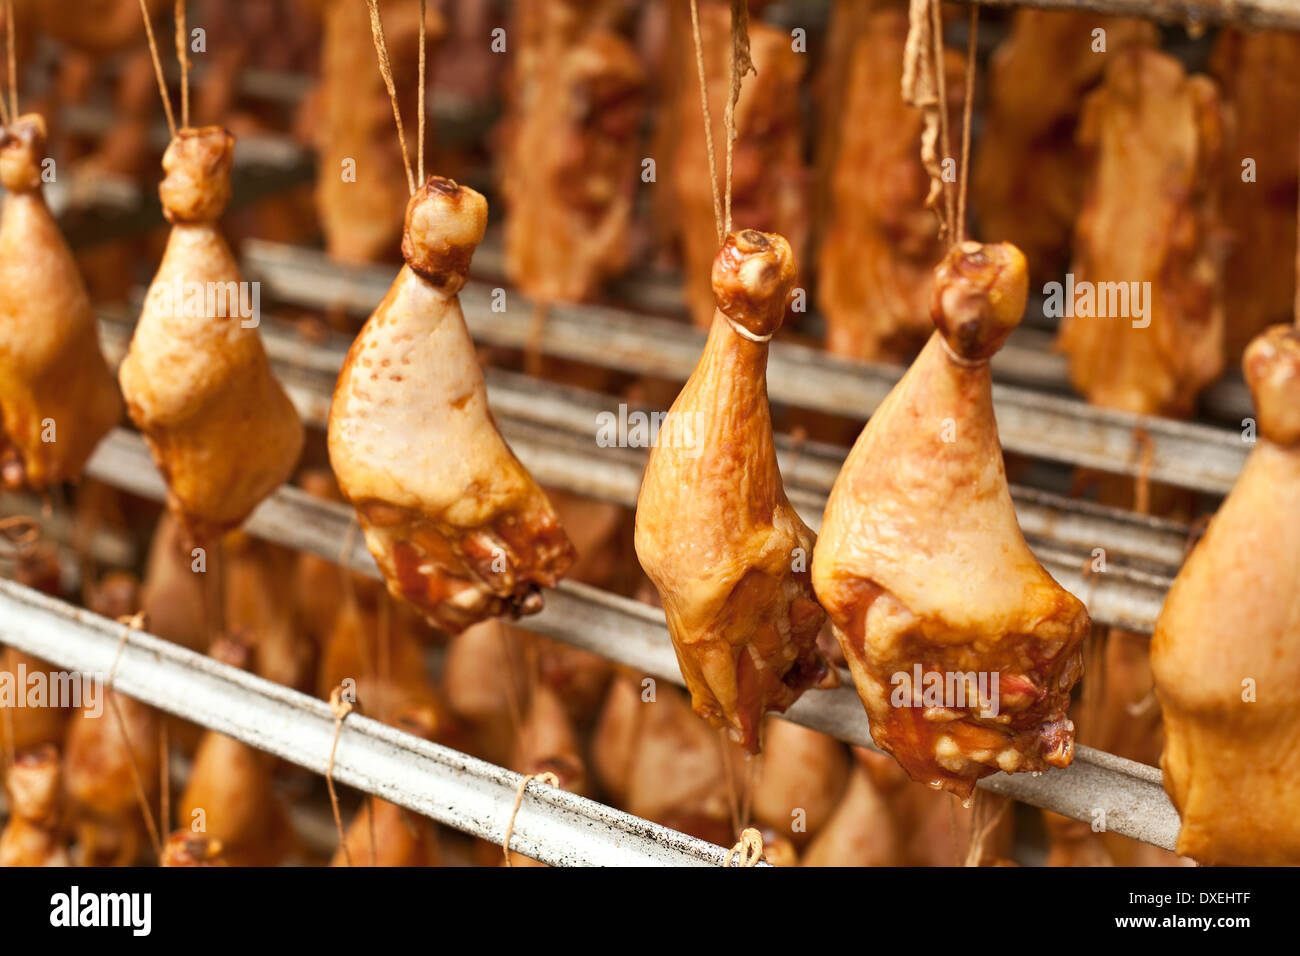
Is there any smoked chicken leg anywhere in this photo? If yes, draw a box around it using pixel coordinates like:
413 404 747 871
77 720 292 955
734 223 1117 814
812 242 1089 799
1056 48 1225 417
973 10 1156 274
1150 325 1300 865
635 230 834 753
1211 29 1300 362
0 113 122 489
0 745 70 867
817 3 965 362
328 176 575 635
118 126 304 537
501 0 645 302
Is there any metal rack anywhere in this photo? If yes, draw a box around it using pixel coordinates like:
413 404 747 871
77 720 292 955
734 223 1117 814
9 0 1285 866
66 428 1181 853
0 581 735 867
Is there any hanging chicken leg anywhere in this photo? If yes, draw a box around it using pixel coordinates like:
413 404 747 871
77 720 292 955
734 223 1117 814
0 113 122 490
0 745 70 867
1056 48 1225 417
812 241 1089 799
1150 325 1300 865
118 126 304 538
635 230 834 753
328 176 575 635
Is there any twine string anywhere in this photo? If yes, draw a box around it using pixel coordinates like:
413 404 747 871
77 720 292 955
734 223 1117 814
418 0 426 185
326 685 356 867
688 0 723 242
365 0 416 196
108 612 164 859
724 0 754 236
138 0 177 139
502 771 559 866
956 4 979 245
2 0 15 123
174 0 189 129
725 826 764 867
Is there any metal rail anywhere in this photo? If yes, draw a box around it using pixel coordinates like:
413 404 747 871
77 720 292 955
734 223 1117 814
0 579 737 867
951 0 1300 31
242 240 1249 497
79 430 1182 852
93 311 1182 634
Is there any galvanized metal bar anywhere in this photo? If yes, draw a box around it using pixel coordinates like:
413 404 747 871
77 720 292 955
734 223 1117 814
96 307 1196 586
949 0 1300 31
242 240 1249 496
0 579 735 867
80 431 1180 850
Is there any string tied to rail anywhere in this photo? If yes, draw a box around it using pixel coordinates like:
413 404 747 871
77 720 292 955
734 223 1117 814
503 770 560 866
326 684 359 866
725 826 764 867
106 611 164 861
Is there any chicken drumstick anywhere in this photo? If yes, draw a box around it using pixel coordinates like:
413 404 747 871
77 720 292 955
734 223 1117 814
1151 325 1300 865
0 113 122 490
635 229 834 753
812 241 1089 799
328 176 575 635
118 126 304 538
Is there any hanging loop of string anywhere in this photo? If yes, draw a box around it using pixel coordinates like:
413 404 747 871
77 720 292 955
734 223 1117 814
174 0 189 129
418 0 427 186
688 0 723 242
689 0 753 244
725 826 764 867
903 0 952 243
107 612 164 860
138 0 177 139
365 0 416 196
723 0 754 236
2 0 16 125
502 771 559 866
956 4 979 246
325 685 357 867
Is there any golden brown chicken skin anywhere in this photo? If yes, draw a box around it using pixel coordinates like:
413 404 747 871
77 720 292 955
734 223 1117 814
118 126 304 538
1057 49 1225 417
328 176 575 635
501 0 645 303
813 242 1089 800
636 230 835 753
1151 325 1300 865
0 745 70 867
0 113 122 490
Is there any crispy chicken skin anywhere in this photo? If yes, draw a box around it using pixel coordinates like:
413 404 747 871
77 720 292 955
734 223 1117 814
635 230 834 753
118 126 304 538
501 0 645 302
1057 48 1225 417
328 176 575 635
0 113 122 489
1151 326 1300 866
0 746 70 867
812 242 1089 800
